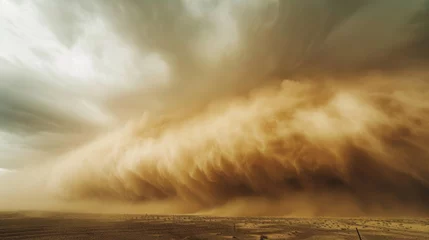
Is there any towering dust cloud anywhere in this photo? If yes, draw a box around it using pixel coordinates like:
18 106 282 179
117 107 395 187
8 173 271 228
1 0 429 216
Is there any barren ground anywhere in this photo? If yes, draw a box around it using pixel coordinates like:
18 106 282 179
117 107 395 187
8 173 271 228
0 211 428 240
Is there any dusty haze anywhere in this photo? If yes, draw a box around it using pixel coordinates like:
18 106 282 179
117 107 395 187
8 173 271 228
1 0 429 217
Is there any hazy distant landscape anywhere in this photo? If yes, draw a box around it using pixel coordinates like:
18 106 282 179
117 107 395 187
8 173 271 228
0 212 428 240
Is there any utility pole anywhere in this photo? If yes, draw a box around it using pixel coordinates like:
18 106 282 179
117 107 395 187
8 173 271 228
356 228 362 240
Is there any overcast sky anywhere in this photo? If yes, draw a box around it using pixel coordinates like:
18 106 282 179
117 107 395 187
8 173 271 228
1 0 429 169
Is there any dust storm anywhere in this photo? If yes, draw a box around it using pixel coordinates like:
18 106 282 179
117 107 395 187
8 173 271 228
1 0 429 217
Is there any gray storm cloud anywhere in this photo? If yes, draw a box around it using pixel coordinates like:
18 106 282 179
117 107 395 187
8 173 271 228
1 0 429 216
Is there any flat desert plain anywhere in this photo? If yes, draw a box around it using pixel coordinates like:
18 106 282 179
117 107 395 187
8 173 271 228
0 212 428 240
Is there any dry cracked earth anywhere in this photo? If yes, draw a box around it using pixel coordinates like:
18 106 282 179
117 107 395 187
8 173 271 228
0 211 428 240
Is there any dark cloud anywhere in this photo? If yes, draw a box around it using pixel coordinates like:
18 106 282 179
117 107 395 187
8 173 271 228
90 0 429 111
2 0 429 167
0 61 103 168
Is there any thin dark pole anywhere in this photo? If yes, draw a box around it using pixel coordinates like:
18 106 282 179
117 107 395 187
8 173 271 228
356 227 363 240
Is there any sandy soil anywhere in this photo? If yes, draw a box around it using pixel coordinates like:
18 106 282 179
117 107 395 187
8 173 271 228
0 212 428 240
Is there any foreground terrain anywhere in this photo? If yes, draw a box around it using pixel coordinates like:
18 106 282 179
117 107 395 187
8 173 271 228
0 212 428 240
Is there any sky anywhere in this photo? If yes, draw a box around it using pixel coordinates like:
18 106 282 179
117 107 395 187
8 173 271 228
1 0 429 216
1 0 428 170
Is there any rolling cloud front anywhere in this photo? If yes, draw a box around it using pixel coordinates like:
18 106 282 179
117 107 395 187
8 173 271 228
1 0 429 216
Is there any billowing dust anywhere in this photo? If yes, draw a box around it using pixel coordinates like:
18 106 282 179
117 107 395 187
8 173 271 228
1 0 429 217
2 72 429 217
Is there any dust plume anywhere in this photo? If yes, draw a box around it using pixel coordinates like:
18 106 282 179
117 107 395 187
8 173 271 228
1 0 429 216
3 73 429 217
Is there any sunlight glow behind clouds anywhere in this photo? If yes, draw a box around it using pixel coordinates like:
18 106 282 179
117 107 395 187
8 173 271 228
0 0 169 91
0 0 172 168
